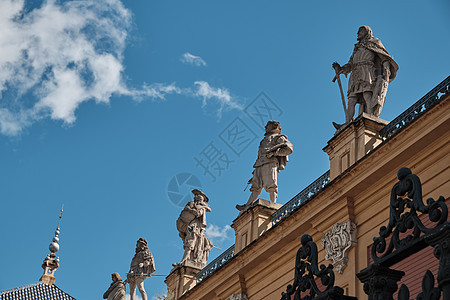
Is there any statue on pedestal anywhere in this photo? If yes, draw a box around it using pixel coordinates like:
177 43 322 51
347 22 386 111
236 120 293 211
332 26 398 128
103 273 126 300
173 189 213 268
127 238 155 300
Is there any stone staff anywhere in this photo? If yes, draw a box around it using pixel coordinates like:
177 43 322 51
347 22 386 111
332 62 347 119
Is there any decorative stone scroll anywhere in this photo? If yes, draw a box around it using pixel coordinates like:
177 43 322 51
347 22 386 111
230 293 248 300
321 221 357 273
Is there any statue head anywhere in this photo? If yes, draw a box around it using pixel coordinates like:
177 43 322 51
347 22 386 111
357 25 373 41
192 189 209 202
265 120 281 135
111 272 122 282
136 238 148 252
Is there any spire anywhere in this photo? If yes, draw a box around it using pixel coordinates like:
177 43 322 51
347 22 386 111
39 206 63 285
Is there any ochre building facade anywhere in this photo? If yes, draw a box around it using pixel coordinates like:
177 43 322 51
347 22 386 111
166 77 450 300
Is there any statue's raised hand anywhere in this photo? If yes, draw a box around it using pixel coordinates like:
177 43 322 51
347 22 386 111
332 62 342 73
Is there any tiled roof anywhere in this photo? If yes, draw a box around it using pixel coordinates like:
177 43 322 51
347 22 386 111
0 282 76 300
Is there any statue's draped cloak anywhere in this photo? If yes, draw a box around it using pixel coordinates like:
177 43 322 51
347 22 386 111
103 281 126 300
347 37 398 86
358 38 398 81
176 201 210 239
129 249 155 276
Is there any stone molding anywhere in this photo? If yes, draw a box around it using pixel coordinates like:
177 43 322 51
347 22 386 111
321 220 357 273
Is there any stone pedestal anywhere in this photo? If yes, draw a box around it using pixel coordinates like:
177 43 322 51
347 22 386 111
165 262 202 299
323 113 388 180
39 253 59 285
40 270 56 285
232 199 282 253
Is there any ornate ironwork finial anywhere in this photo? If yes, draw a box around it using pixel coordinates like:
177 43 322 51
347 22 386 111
371 167 448 263
282 234 349 300
398 270 441 300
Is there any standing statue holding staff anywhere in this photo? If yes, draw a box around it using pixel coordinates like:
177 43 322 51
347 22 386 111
173 189 213 268
126 238 155 300
332 26 398 128
236 120 293 212
103 272 126 300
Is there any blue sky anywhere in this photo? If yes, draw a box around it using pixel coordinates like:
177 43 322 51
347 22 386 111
0 0 449 299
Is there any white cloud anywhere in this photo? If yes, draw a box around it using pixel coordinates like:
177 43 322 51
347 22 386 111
0 0 241 136
205 224 232 242
180 52 207 67
152 292 169 300
0 0 132 135
194 81 242 118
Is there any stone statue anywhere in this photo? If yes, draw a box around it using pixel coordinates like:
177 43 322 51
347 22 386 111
236 120 293 211
173 189 213 268
332 26 398 126
103 272 126 300
126 238 155 300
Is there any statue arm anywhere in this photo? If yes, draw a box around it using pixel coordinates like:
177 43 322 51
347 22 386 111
183 204 198 214
269 136 293 157
374 51 392 80
103 283 114 299
143 251 153 264
340 62 352 76
382 60 391 80
146 253 156 274
196 203 211 214
276 142 293 156
340 49 356 75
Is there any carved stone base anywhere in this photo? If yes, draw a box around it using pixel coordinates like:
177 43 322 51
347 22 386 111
323 113 388 180
165 264 202 300
232 199 282 253
39 273 56 285
172 259 205 270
